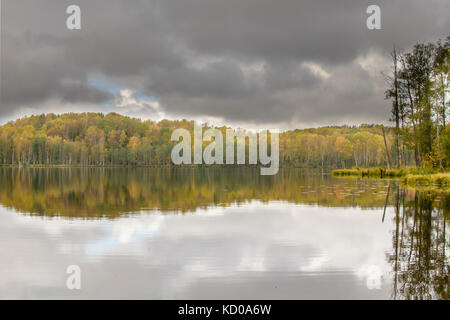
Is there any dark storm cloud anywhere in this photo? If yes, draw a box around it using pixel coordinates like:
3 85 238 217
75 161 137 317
1 0 449 127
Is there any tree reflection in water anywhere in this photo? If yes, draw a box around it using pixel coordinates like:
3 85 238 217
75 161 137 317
0 167 392 217
388 186 449 300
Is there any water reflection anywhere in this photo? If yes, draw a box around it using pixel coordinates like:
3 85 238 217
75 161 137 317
388 187 449 300
0 202 394 299
0 167 391 217
0 168 447 299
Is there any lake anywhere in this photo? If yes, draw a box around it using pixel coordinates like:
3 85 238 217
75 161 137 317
0 167 448 299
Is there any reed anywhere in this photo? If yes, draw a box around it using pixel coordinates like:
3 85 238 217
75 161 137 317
332 168 406 178
404 173 450 188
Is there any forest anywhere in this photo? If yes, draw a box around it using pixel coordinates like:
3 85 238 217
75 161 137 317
385 38 449 169
0 112 399 168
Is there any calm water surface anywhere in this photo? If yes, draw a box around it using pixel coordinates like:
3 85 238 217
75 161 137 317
0 168 448 299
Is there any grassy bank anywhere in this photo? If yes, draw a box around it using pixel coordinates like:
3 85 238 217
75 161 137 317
332 168 406 178
404 173 450 189
332 167 450 189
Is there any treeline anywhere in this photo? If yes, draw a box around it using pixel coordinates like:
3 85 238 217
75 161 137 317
280 125 403 168
386 38 449 169
0 112 400 168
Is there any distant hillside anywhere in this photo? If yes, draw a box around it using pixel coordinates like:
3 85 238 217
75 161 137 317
0 112 401 168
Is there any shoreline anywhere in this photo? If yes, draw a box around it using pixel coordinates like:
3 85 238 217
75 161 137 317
403 173 450 190
331 168 405 178
332 168 450 190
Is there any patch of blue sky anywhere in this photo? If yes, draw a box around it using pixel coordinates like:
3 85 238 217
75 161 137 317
88 75 121 95
88 75 158 110
85 230 156 255
135 91 158 102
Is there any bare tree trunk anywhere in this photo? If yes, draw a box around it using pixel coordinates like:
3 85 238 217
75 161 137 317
382 126 392 169
405 78 421 166
353 150 358 168
393 47 401 168
436 113 444 171
441 73 447 127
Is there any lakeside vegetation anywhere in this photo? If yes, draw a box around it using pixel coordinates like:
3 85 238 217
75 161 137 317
334 38 449 189
332 168 406 178
332 167 450 190
404 173 450 189
0 112 399 168
385 38 449 169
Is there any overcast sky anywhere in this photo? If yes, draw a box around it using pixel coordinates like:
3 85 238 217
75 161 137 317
1 0 449 129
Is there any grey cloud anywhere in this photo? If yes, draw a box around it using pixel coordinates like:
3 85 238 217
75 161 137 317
1 0 449 127
1 25 111 113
